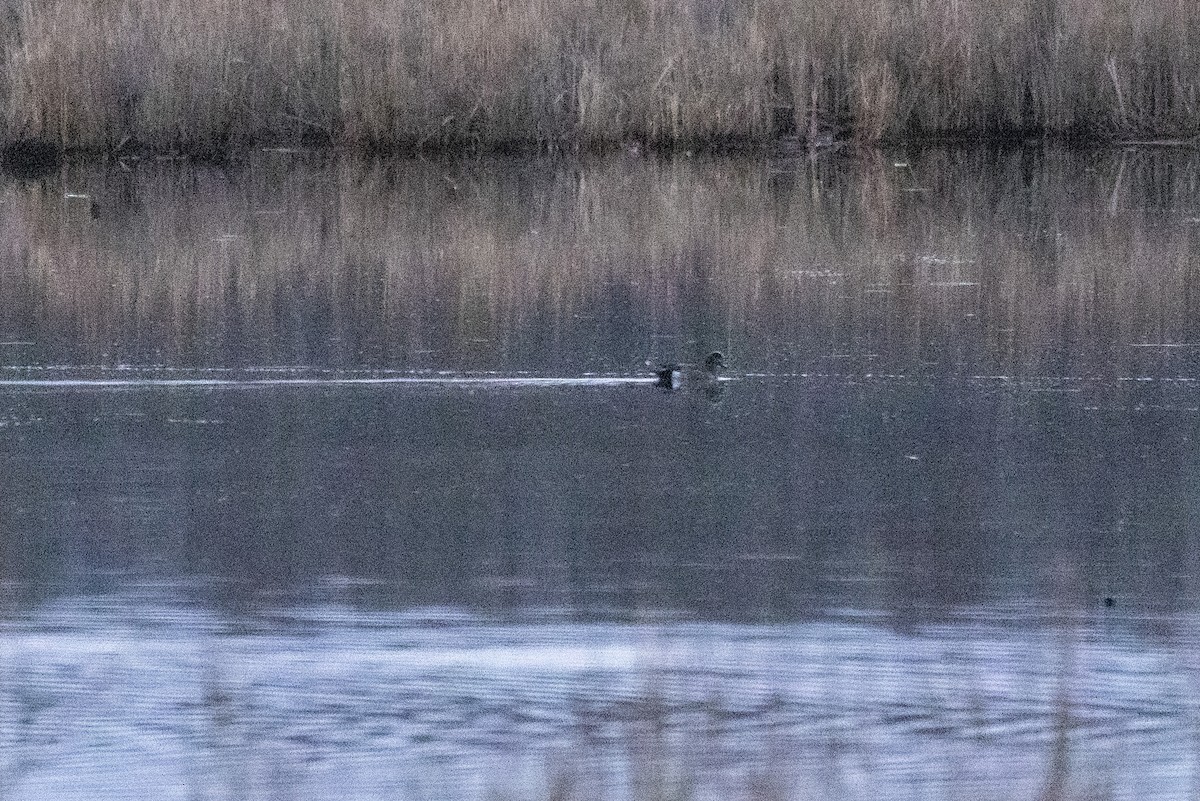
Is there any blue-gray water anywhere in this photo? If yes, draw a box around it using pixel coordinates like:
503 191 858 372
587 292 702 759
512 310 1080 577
1 147 1200 799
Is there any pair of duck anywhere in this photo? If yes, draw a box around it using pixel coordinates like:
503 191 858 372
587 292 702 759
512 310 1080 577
654 351 725 391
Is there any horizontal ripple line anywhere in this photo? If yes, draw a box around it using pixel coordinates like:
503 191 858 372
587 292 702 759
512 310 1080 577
0 376 675 389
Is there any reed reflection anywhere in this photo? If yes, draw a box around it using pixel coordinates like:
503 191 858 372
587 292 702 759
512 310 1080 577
1 148 1200 378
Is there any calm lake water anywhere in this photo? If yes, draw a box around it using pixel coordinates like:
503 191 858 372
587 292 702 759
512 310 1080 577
1 147 1200 799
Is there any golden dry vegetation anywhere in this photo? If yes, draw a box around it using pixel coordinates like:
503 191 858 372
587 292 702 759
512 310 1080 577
2 0 1200 154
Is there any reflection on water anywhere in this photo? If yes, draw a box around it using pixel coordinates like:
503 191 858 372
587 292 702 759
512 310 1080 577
1 148 1200 798
2 593 1198 801
0 377 1197 617
1 148 1200 378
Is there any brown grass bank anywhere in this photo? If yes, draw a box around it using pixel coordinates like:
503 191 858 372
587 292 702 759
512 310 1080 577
2 0 1200 154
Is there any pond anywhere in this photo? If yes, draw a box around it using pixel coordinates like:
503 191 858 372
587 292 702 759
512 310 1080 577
1 147 1199 800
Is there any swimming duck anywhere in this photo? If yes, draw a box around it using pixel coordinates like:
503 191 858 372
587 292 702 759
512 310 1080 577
655 351 726 391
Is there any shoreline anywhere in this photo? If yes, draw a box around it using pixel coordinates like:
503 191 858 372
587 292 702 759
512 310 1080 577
4 131 1199 178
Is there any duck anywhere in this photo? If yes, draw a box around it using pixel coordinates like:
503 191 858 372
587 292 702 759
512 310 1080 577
655 351 726 391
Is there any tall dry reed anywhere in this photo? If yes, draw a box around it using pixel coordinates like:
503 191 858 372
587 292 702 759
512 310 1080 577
3 0 1200 153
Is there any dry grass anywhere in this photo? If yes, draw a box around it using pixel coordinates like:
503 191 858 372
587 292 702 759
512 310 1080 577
3 0 1200 154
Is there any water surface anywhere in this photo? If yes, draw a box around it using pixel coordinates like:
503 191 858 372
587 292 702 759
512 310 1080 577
1 147 1199 799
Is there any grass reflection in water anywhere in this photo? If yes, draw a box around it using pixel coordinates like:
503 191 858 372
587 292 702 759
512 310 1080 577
1 148 1199 381
1 592 1194 801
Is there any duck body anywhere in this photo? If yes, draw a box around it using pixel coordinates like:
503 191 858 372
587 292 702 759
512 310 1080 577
655 351 725 391
654 365 683 390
